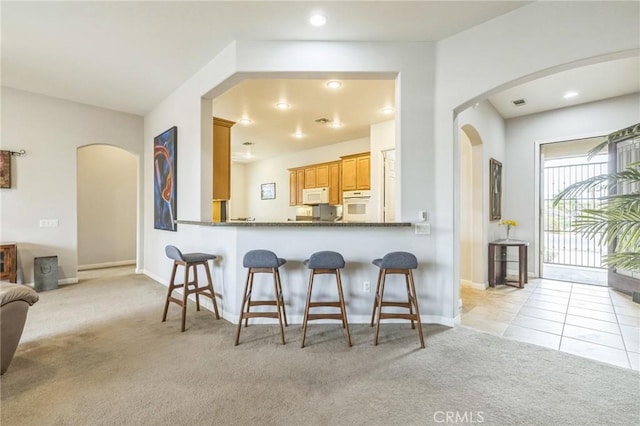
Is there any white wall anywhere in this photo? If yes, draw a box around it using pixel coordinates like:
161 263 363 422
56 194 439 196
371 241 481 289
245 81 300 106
370 120 396 222
436 1 639 318
459 132 472 284
457 101 506 285
242 137 370 221
77 145 137 267
505 93 640 275
0 87 143 283
229 162 247 219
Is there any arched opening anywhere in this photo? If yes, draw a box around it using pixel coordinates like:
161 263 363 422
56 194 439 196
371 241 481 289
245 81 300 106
459 124 485 292
77 144 138 274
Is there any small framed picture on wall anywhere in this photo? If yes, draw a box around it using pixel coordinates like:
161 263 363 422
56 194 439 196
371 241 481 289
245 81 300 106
261 182 276 200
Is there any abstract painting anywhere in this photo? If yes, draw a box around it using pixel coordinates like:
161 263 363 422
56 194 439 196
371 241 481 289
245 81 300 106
489 157 502 221
154 127 177 231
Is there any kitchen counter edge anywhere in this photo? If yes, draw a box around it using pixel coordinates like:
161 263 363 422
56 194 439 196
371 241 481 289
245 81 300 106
176 220 412 227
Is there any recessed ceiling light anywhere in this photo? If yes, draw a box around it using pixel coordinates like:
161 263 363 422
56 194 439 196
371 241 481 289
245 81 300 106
275 102 290 110
381 106 394 115
238 118 252 125
293 131 304 139
309 14 327 27
326 80 342 89
563 91 579 99
330 121 342 128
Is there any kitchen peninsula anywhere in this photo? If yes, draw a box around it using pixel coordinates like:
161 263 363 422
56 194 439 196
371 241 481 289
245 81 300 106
167 218 443 328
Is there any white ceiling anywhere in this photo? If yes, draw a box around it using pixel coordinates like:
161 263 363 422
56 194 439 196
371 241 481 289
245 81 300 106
2 1 638 162
1 1 528 115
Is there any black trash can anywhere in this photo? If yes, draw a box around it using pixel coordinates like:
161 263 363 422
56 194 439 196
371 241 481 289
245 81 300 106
34 256 58 292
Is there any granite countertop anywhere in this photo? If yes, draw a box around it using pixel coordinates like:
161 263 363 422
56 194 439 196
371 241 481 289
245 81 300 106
177 220 412 227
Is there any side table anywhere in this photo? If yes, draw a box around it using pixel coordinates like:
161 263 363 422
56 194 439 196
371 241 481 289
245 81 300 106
488 239 529 289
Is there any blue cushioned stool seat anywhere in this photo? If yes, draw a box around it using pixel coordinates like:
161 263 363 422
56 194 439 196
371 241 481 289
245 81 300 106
301 251 351 348
370 251 424 348
162 245 220 332
235 249 288 345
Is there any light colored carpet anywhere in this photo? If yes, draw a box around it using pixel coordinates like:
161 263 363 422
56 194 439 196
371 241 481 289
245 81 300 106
1 272 638 425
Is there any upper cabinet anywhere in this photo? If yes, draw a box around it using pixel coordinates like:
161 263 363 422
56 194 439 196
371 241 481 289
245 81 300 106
289 161 341 206
341 152 370 191
212 117 235 200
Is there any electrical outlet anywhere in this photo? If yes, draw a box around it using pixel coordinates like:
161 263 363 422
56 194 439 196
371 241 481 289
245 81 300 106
363 281 371 293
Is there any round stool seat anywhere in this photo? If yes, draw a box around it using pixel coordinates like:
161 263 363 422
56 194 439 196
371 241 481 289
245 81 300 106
372 251 417 270
165 245 217 263
304 251 345 270
243 249 286 268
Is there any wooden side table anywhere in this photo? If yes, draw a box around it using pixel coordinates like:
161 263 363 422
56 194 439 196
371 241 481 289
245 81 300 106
0 243 18 283
488 240 529 289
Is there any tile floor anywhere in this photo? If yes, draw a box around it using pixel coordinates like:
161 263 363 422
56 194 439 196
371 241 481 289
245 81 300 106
461 278 640 370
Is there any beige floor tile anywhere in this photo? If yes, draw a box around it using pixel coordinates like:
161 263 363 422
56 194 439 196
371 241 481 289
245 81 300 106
569 298 615 313
518 306 566 323
461 313 509 336
534 288 571 298
468 305 517 322
614 305 640 318
567 306 617 323
569 292 611 304
528 293 569 305
480 300 525 315
571 284 610 295
619 324 640 353
564 314 621 334
628 352 640 371
616 313 640 327
562 324 625 350
609 292 637 308
537 280 572 291
525 299 568 313
503 324 561 350
511 315 564 335
560 337 630 369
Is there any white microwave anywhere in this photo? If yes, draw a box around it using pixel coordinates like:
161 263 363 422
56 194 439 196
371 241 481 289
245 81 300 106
302 187 329 205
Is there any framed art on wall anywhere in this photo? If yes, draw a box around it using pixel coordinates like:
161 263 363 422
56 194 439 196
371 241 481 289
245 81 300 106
489 157 502 221
261 182 276 200
154 126 177 231
0 150 11 188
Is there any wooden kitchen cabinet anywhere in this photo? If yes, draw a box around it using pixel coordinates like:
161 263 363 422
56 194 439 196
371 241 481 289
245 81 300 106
304 167 317 189
341 152 370 191
328 162 342 205
316 164 329 188
0 243 17 283
296 169 305 205
212 117 235 201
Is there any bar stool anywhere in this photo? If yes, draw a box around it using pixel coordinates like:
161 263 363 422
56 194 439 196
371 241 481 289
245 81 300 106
235 249 288 345
162 245 220 332
301 251 352 348
370 251 424 348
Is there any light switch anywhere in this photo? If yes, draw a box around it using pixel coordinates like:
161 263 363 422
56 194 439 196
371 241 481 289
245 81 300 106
415 222 430 235
39 219 59 228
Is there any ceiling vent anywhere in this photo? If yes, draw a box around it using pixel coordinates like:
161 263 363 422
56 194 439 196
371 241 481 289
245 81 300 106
512 99 526 106
315 118 330 124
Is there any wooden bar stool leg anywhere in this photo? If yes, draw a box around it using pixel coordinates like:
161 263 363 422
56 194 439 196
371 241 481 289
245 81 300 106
336 270 352 347
163 263 178 322
181 263 190 332
405 273 415 330
273 269 286 345
203 261 220 319
374 272 387 346
409 270 425 348
235 269 252 345
193 264 201 311
275 269 288 327
370 269 383 327
301 271 315 348
244 271 254 327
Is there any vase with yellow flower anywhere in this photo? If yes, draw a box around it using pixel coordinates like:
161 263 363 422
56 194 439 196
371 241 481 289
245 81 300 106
499 219 517 240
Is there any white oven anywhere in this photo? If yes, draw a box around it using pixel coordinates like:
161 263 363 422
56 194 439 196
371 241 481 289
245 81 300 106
342 190 371 222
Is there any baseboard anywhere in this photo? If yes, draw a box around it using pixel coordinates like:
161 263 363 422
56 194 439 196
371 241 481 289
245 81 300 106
78 260 136 271
143 270 166 285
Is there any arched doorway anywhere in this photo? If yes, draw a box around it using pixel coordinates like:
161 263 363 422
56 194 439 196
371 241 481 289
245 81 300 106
77 145 137 272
